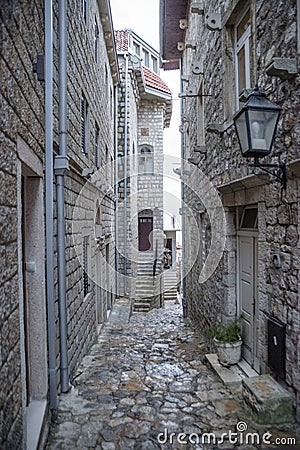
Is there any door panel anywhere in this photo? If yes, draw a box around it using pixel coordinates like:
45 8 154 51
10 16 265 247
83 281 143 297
138 217 153 251
238 235 256 366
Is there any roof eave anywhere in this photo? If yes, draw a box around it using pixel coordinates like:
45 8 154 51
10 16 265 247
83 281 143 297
98 0 120 85
159 0 188 70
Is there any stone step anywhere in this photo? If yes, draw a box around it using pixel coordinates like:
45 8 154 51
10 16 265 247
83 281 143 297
132 301 151 312
164 292 177 300
242 374 293 425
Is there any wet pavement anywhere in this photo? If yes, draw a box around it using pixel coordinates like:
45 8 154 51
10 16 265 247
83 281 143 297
46 298 300 450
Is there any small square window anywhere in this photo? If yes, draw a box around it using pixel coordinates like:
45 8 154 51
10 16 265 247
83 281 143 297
240 207 258 229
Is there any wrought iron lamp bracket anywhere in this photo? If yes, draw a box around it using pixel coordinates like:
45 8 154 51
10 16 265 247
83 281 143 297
250 157 287 190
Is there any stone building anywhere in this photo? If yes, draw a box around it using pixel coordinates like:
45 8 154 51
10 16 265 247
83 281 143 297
115 29 172 310
160 0 300 419
0 0 118 447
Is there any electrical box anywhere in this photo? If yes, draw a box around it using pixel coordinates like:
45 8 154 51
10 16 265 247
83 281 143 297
268 316 286 379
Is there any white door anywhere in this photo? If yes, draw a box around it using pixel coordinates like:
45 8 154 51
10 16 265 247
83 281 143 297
238 233 259 370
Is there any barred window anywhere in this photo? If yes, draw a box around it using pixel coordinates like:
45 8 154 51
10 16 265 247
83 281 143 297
81 94 88 154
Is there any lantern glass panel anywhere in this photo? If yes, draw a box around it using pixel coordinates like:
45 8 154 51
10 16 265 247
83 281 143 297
248 109 279 152
235 112 249 154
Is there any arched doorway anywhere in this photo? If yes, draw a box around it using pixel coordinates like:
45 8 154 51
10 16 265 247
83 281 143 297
138 209 153 251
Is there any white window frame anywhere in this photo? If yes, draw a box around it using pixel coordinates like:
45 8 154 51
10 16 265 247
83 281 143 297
234 11 251 110
138 145 154 175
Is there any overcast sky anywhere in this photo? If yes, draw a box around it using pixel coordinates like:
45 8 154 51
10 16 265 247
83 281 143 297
110 0 160 48
110 0 182 232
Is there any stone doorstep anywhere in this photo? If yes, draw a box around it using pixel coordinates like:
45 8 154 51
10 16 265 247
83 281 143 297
205 353 258 394
206 354 294 426
242 375 293 425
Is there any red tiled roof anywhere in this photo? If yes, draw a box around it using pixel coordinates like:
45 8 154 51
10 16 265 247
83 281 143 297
115 30 172 96
143 66 172 95
115 30 129 51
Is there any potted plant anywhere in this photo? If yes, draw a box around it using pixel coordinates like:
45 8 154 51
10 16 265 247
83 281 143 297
213 317 243 366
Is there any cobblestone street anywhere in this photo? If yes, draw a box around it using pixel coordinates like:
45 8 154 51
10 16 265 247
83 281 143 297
46 299 299 450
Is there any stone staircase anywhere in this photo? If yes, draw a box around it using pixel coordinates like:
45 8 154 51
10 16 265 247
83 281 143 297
163 268 178 301
133 252 162 312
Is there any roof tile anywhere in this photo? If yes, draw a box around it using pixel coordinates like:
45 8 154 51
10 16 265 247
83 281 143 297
143 66 172 95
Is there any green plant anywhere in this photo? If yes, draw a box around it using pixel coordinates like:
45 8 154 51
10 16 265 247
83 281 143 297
214 316 243 343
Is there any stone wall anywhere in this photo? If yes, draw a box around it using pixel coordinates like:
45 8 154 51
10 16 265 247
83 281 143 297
55 0 116 378
117 56 139 295
0 1 45 447
181 0 300 419
137 100 165 257
0 0 117 445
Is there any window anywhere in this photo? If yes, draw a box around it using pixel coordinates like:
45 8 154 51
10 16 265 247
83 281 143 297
95 123 99 168
151 56 158 73
110 156 114 186
82 0 87 23
110 87 113 119
81 94 88 154
235 10 251 109
133 42 140 56
138 145 154 175
240 206 258 229
94 19 99 63
82 235 90 296
105 145 110 182
197 82 205 146
142 49 149 67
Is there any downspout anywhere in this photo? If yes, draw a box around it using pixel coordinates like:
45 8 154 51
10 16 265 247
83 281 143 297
114 84 119 297
54 0 71 393
180 59 187 318
44 0 58 409
123 53 129 296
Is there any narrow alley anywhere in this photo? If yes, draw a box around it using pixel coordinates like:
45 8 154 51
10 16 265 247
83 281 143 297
46 300 299 450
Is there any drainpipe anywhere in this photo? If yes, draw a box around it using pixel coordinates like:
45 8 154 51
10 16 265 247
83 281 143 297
54 0 71 393
123 53 129 296
180 59 187 318
44 0 58 409
114 84 119 297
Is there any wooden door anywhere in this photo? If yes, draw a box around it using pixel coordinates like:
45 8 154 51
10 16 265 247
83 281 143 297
138 217 153 251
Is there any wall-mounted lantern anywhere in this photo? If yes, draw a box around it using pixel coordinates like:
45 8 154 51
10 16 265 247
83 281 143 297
233 86 286 189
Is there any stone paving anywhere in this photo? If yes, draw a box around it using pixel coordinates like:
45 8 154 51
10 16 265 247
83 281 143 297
46 299 300 450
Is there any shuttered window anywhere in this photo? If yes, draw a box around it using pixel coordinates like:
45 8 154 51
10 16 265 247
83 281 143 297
81 94 88 154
